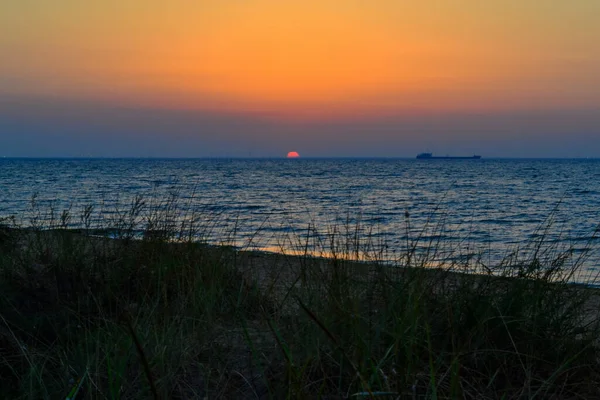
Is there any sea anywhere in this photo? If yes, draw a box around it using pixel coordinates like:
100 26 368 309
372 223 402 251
1 158 599 282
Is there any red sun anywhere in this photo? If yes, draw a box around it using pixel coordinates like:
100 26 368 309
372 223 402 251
287 151 300 158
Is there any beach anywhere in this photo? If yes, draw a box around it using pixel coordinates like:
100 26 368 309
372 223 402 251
2 225 600 398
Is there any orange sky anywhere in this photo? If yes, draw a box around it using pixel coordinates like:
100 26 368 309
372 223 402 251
2 0 600 120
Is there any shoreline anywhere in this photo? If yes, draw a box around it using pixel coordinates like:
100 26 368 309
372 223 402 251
2 224 600 397
3 224 599 287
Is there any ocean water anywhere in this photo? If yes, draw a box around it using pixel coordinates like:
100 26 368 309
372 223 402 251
1 158 599 279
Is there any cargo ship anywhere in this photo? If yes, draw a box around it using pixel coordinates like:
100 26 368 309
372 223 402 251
416 153 481 160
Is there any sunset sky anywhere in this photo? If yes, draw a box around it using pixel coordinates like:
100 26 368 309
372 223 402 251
1 1 599 157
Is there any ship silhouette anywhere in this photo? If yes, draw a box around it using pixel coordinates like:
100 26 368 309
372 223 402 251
416 152 481 160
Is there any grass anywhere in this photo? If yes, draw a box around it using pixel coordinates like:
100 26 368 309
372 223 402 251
1 198 600 399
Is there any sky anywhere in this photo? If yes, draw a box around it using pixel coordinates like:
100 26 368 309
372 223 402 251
1 0 599 157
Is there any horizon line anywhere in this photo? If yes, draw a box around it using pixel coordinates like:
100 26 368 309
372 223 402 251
2 156 599 160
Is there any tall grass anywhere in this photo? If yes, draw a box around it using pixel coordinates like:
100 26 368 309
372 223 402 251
0 197 599 399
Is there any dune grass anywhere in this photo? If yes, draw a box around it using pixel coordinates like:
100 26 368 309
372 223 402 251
1 199 600 399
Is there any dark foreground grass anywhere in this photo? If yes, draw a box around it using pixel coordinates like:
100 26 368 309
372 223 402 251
1 209 600 399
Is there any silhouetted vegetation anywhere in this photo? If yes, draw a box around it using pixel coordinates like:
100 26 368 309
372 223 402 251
1 199 599 399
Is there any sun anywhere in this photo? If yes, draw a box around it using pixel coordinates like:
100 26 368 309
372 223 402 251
287 151 300 158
